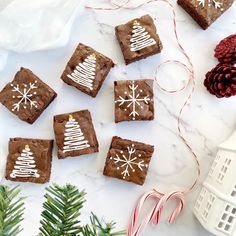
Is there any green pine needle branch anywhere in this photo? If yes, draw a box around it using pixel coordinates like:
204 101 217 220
39 184 86 236
81 213 126 236
39 184 126 236
0 185 25 236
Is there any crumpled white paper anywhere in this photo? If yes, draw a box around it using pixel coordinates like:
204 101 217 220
0 0 85 71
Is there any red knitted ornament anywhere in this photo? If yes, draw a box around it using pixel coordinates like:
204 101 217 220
214 34 236 65
204 63 236 98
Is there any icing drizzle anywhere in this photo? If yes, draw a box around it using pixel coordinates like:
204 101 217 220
63 115 90 153
197 0 224 11
130 20 156 52
10 144 40 178
115 80 150 120
11 81 38 112
109 144 148 179
67 54 96 90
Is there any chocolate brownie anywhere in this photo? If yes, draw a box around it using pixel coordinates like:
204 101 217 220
53 110 99 159
115 15 162 65
0 67 57 124
61 43 114 97
114 79 154 123
5 138 53 184
177 0 235 29
103 136 154 185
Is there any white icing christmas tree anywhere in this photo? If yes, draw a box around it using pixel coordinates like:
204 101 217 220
67 54 96 90
130 20 156 52
63 115 90 153
10 144 40 178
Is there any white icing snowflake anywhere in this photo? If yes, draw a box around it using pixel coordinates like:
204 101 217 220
11 81 38 112
197 0 224 11
110 144 148 179
115 80 150 120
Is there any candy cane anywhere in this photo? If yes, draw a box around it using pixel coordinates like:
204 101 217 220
127 190 185 236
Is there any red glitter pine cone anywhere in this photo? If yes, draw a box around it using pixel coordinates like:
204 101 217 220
214 34 236 65
204 63 236 98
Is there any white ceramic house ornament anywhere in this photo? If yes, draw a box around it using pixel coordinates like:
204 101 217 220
194 130 236 236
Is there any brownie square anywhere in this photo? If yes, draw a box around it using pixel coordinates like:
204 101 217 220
53 110 99 159
61 43 114 97
115 15 162 65
177 0 234 29
0 67 57 124
5 138 53 184
103 136 154 185
114 79 154 123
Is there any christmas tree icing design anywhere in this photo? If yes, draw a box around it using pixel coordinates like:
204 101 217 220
67 54 97 90
63 115 90 153
10 145 40 178
197 0 224 11
110 144 148 179
130 20 156 52
115 80 150 120
11 81 38 112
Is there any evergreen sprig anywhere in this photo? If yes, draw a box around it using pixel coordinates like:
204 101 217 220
39 184 86 236
81 213 126 236
0 185 25 236
39 184 126 236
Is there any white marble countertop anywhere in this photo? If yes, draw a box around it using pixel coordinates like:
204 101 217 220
0 0 236 235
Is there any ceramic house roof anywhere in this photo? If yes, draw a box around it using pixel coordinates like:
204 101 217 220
219 130 236 151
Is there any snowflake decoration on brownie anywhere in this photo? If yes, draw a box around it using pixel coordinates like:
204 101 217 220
11 81 38 112
115 80 150 120
197 0 224 11
110 144 148 179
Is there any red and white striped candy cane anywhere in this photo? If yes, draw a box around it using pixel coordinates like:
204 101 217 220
127 190 185 236
86 1 200 235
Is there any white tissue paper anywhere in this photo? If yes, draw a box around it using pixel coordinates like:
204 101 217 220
0 0 85 70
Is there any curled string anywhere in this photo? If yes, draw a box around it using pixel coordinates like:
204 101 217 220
86 1 200 235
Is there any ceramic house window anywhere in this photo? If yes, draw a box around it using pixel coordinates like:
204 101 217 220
202 193 216 221
217 158 231 183
217 204 236 235
195 188 207 212
231 185 236 197
209 154 220 177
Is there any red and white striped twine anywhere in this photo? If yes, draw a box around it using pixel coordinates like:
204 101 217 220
86 1 201 235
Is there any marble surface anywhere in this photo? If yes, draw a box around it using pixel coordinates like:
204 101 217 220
0 0 236 235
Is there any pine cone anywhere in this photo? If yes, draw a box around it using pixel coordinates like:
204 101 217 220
204 63 236 98
214 34 236 65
